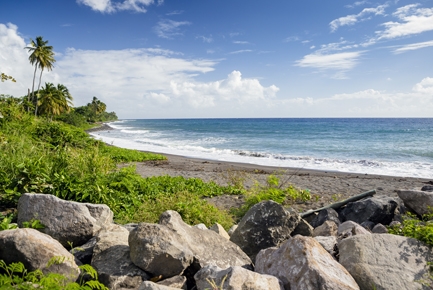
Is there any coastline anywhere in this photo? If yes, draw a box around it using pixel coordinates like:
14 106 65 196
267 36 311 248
90 123 432 212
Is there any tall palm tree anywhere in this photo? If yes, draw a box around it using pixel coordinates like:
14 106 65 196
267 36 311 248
25 36 56 116
38 83 73 120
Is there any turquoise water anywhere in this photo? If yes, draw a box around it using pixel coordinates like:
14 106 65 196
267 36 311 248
90 118 433 178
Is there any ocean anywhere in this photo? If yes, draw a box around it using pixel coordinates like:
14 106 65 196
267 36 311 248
89 118 433 179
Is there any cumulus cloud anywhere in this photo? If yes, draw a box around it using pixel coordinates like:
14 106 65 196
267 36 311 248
197 35 213 43
377 4 433 39
76 0 161 13
154 19 191 39
169 71 279 108
413 77 433 94
0 23 42 95
330 4 387 32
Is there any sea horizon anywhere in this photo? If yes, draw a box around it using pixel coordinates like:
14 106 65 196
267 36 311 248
90 118 433 179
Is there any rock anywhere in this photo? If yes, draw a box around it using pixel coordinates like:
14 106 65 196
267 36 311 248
313 236 337 256
255 235 359 290
338 196 398 225
138 281 180 290
291 218 313 237
157 276 187 289
339 234 433 290
228 225 238 236
92 224 149 289
312 220 338 237
310 208 341 228
71 236 97 265
122 223 138 232
194 223 207 230
194 264 283 290
230 200 300 261
360 220 375 231
421 185 433 192
372 223 388 234
0 228 80 281
129 211 252 279
337 221 371 241
17 193 113 247
209 223 230 240
397 189 433 216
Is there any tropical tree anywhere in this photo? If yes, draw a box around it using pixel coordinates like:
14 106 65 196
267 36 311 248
38 83 73 120
90 96 106 115
25 36 56 115
1 73 16 82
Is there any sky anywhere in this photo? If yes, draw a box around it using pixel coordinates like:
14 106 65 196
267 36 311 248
0 0 433 119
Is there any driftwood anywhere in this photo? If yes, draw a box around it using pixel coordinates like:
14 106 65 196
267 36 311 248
300 189 376 218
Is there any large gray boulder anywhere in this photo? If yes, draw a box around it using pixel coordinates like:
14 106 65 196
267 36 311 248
194 265 283 290
255 235 359 290
0 228 80 281
397 189 433 216
17 193 113 247
92 224 149 289
129 210 252 278
339 234 433 290
338 196 398 225
230 200 300 261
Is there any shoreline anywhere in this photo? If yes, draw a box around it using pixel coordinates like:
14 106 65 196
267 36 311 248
90 123 433 212
132 153 432 212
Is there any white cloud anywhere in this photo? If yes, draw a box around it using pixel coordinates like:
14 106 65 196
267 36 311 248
345 1 369 9
169 71 279 108
330 4 387 32
413 77 433 94
233 41 250 44
283 36 299 43
228 50 253 54
166 10 183 16
76 0 161 13
197 35 213 43
377 4 433 39
295 51 363 78
393 40 433 53
154 19 191 39
0 23 40 95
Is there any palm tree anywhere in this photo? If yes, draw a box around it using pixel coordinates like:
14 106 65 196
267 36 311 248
25 36 56 116
38 83 73 120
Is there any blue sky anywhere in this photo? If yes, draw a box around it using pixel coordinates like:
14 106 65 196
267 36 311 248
1 0 433 118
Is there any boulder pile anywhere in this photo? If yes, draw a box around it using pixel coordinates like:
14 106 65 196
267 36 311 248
1 188 433 290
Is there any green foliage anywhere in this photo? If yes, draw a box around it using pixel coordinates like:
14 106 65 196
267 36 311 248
388 211 433 247
0 260 108 289
232 174 311 218
99 145 166 163
21 219 45 230
0 215 18 231
1 73 16 83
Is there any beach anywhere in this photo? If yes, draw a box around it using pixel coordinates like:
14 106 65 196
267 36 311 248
130 153 432 213
88 121 433 213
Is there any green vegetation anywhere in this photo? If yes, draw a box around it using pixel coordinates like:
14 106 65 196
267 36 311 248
389 211 433 247
232 174 311 218
0 260 108 289
1 73 16 83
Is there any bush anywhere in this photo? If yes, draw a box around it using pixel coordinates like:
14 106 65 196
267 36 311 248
388 211 433 247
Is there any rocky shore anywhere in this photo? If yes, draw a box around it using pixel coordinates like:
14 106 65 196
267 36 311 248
2 186 433 289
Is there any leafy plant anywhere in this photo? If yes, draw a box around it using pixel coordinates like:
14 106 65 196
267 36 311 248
0 260 108 289
21 219 45 230
388 211 433 247
0 215 18 231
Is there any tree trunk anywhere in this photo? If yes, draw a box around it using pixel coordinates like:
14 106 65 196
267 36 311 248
300 189 377 218
30 65 37 109
35 69 44 116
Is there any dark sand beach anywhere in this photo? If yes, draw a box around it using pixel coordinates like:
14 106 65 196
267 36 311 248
91 124 433 213
131 153 432 213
